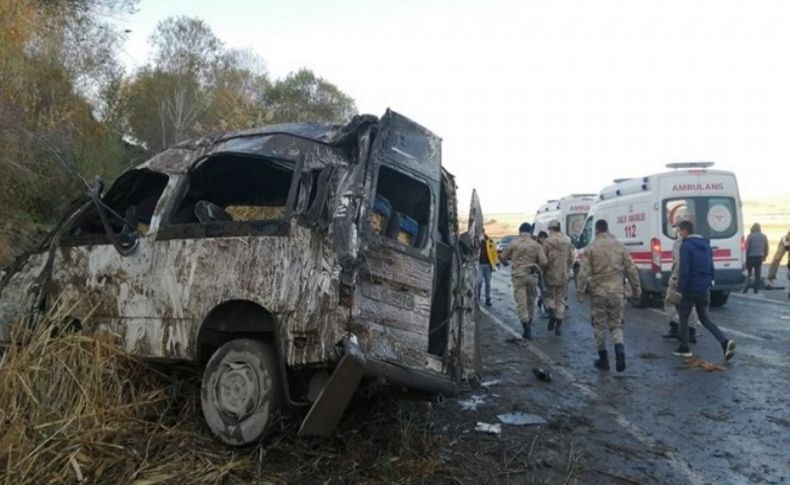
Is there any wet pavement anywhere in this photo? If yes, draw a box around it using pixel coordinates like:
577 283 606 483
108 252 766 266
479 267 790 484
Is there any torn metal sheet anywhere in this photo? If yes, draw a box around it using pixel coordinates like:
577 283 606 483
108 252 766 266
459 394 486 411
497 413 548 426
475 422 502 435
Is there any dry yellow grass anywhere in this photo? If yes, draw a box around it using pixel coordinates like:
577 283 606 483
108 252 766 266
0 305 444 484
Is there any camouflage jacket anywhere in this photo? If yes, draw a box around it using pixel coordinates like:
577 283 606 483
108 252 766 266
768 234 790 280
500 235 547 278
670 237 683 282
578 233 641 297
543 232 573 286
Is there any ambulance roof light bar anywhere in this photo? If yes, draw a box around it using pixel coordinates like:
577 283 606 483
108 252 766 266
666 161 715 170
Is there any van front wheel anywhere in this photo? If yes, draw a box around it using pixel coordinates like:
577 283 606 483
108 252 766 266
201 338 282 446
710 291 730 307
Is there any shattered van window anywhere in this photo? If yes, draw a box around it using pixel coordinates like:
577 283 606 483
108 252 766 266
372 165 431 248
70 169 169 237
171 155 294 224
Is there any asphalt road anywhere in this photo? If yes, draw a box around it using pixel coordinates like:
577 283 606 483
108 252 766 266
481 267 790 484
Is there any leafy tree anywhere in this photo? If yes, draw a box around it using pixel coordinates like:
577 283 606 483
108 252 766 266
265 68 357 124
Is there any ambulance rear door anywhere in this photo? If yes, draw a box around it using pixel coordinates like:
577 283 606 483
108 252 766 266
658 170 745 298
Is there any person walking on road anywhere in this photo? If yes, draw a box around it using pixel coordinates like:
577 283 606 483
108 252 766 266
664 217 700 343
673 220 736 360
767 229 790 300
577 220 641 372
543 220 573 336
744 223 770 294
477 229 499 307
500 223 547 340
536 231 549 315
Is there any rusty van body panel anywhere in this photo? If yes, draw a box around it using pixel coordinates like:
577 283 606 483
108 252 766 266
0 110 483 427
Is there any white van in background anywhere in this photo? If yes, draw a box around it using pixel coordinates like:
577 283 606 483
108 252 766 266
534 194 596 280
575 162 745 307
534 194 597 245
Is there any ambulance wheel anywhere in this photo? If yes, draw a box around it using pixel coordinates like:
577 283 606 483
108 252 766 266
710 291 729 307
201 339 282 446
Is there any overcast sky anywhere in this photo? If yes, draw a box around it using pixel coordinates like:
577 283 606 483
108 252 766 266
118 0 790 214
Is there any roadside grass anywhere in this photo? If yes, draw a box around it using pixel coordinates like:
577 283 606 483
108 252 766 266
0 307 446 484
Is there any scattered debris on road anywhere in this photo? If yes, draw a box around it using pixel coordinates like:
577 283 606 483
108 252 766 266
497 412 548 426
686 357 727 372
475 422 503 435
458 394 486 411
532 367 553 382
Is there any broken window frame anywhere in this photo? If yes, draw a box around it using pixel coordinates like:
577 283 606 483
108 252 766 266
60 169 171 248
364 161 436 260
157 152 303 241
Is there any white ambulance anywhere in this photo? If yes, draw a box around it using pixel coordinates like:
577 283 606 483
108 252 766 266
575 162 745 307
533 194 597 245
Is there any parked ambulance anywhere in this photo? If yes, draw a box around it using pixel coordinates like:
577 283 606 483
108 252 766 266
533 194 597 244
575 162 745 307
534 194 596 280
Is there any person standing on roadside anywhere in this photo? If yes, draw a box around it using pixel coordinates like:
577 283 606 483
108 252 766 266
577 220 641 372
477 229 499 307
500 223 547 340
767 229 790 300
673 220 736 360
664 217 700 343
543 220 573 336
744 223 770 294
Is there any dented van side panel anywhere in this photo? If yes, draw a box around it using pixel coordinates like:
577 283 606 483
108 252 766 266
0 111 480 387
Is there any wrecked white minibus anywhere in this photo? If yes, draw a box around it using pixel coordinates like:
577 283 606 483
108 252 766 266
0 110 483 445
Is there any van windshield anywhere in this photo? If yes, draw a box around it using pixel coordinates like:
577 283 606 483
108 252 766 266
663 197 738 240
566 213 587 242
576 215 594 248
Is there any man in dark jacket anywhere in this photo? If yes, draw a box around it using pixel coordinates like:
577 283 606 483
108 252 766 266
673 221 736 360
744 222 769 293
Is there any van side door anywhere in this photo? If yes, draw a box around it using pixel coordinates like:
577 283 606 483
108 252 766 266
356 110 442 370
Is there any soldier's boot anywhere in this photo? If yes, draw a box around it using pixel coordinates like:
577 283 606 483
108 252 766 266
521 320 532 340
554 319 563 336
547 309 556 331
662 321 679 340
615 343 626 372
689 327 697 344
594 350 609 370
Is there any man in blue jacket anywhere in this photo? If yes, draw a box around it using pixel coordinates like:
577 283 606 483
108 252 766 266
673 220 736 360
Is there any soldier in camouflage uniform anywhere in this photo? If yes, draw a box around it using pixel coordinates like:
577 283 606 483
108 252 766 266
500 222 547 340
664 220 699 342
577 219 641 372
543 220 573 336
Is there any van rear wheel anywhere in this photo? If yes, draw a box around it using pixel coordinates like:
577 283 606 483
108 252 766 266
710 291 729 307
201 338 282 446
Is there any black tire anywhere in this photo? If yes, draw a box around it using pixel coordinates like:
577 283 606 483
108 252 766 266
630 291 652 308
201 338 282 446
710 291 729 307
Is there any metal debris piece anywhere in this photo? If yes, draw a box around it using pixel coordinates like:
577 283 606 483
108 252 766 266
475 422 502 435
481 379 500 388
497 412 547 426
459 394 486 411
532 367 553 382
